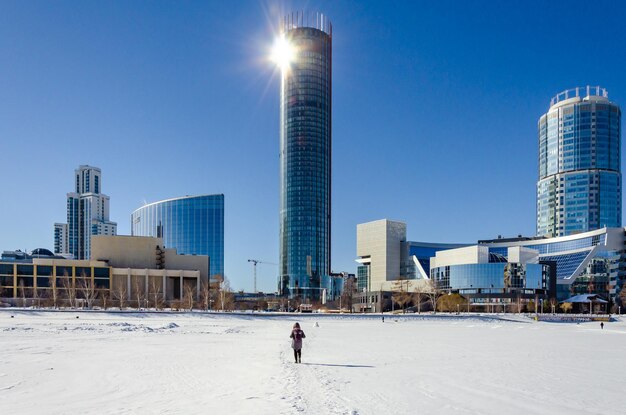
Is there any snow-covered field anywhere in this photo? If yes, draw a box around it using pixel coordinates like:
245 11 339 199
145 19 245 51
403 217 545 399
1 310 624 414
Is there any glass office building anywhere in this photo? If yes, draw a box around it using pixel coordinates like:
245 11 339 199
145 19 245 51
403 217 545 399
431 262 549 303
279 14 332 300
480 227 624 301
537 86 621 237
131 195 224 278
430 228 626 303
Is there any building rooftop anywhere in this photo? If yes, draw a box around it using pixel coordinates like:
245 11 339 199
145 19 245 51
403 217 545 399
550 86 609 107
281 12 332 36
478 235 546 244
132 194 224 214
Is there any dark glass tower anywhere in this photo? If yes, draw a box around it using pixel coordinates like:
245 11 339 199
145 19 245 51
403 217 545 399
537 86 621 237
279 13 332 301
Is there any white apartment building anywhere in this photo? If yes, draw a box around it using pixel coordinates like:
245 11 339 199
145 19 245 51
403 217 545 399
54 165 117 260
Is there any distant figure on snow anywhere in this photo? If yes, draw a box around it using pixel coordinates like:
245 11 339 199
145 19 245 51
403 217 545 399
600 322 604 330
290 322 306 363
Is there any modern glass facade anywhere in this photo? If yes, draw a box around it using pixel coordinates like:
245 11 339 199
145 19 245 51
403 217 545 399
131 195 224 278
406 242 469 279
481 227 624 301
279 14 332 300
537 86 621 237
430 263 548 299
357 265 369 292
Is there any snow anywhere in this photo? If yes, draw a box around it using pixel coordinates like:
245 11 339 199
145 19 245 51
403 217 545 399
1 310 625 414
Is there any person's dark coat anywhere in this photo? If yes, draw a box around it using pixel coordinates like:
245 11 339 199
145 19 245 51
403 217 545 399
290 323 306 351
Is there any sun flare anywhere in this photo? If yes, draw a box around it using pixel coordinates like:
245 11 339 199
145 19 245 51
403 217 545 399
271 34 294 71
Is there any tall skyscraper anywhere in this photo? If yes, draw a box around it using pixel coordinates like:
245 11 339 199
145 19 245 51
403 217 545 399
54 165 117 259
537 86 621 237
277 13 332 300
53 223 68 255
131 194 224 279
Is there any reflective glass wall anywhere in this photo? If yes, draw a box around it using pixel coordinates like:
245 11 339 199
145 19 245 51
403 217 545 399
131 195 224 278
537 87 621 237
430 263 547 297
279 18 332 300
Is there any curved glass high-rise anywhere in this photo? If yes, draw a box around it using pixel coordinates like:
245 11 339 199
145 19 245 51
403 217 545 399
131 194 224 278
537 86 621 237
279 14 332 300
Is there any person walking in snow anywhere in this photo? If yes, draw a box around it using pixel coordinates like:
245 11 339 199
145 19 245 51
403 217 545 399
290 322 306 363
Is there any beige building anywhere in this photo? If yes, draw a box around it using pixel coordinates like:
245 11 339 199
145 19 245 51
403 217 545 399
356 219 408 291
91 235 210 301
0 236 210 304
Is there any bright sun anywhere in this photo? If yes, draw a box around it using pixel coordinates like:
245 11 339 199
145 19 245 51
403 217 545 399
271 34 294 71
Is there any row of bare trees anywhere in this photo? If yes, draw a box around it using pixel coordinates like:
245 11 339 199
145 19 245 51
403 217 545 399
8 275 235 312
12 276 102 309
391 279 442 313
387 278 570 314
108 277 234 311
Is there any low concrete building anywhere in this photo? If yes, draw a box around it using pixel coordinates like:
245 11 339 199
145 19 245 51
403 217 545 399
0 236 210 305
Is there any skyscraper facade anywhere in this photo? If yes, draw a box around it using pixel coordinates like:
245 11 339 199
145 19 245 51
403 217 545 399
131 194 224 279
279 14 332 300
53 223 68 255
537 86 621 237
54 165 117 259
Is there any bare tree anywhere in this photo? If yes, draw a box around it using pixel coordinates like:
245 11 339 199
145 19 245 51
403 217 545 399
149 277 164 310
219 278 234 311
18 280 27 308
32 284 45 308
111 278 128 310
200 281 211 311
100 291 109 310
549 298 557 314
425 278 442 313
33 284 46 308
133 276 146 310
210 284 220 311
183 284 196 311
340 276 356 313
61 276 77 308
170 299 182 311
412 286 424 314
392 279 411 313
77 275 97 310
48 276 59 309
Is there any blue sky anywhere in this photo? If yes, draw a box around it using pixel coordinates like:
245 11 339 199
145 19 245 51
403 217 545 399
1 0 625 292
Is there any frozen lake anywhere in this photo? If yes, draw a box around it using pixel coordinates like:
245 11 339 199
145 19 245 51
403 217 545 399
1 310 624 414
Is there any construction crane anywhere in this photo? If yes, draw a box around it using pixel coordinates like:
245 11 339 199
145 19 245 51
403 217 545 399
247 259 278 293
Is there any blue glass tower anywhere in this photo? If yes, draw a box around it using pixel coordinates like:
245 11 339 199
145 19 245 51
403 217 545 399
131 194 224 278
537 86 621 237
279 14 332 301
